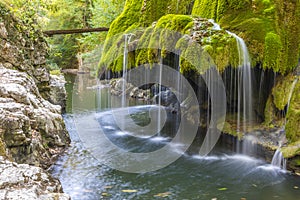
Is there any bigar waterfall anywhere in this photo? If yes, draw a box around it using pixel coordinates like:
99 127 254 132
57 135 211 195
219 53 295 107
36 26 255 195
50 0 300 199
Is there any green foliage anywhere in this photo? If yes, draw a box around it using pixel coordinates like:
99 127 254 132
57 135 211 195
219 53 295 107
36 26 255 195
263 32 282 72
3 0 50 29
274 0 300 74
192 0 251 21
5 0 125 69
78 0 125 51
50 69 61 75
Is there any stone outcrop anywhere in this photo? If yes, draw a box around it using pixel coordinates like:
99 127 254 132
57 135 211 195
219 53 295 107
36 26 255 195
0 156 70 200
48 75 67 112
0 2 70 197
0 67 69 167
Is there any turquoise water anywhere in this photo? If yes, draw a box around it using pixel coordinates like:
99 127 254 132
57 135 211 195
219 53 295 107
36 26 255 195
51 74 300 200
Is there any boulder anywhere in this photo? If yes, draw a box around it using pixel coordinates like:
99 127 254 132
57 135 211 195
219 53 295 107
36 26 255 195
0 66 70 168
0 156 70 200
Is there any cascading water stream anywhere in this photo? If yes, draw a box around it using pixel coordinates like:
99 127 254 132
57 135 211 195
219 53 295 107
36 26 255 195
157 49 163 137
271 77 298 169
226 31 253 134
271 147 287 170
122 33 135 108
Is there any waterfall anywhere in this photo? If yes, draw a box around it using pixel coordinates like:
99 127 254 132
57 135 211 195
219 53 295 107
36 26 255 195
209 20 253 131
270 77 298 170
226 31 253 133
122 33 134 108
157 50 163 137
271 148 286 170
207 20 254 155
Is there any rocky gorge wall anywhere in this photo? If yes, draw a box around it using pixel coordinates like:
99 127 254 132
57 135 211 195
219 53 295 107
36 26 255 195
0 3 70 198
99 0 300 171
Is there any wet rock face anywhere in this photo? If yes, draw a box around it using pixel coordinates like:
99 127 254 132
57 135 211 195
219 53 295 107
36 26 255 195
0 67 70 167
0 156 70 200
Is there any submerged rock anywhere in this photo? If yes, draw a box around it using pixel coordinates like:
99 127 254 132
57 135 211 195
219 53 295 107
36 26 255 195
0 156 70 200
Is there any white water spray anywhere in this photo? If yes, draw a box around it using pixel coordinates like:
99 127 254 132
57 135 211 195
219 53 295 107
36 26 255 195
226 31 253 133
271 147 286 170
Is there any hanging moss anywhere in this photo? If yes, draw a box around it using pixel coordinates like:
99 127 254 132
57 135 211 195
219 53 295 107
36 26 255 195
286 80 300 143
272 74 295 110
106 0 143 38
264 74 300 142
264 96 277 128
263 32 282 72
274 0 300 72
157 14 193 57
191 0 300 74
135 27 154 66
192 0 251 21
139 0 168 26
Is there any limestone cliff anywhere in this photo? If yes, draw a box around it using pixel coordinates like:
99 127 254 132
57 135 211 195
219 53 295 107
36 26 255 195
0 3 70 168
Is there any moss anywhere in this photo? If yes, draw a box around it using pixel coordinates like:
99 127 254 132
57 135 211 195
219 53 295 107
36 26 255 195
274 0 300 74
191 0 300 74
50 70 61 76
286 79 300 143
135 27 154 66
156 14 193 57
203 34 239 72
106 0 143 38
139 0 169 26
222 122 240 138
263 96 277 127
192 0 251 21
180 41 205 74
0 138 6 156
263 32 282 73
272 74 295 110
281 141 300 158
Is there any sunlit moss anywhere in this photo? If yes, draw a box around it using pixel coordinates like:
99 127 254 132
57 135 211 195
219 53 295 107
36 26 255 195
281 141 300 158
272 74 295 110
286 80 300 143
263 32 282 72
192 0 300 74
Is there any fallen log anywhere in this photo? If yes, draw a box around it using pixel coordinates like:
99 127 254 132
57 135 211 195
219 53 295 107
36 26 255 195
43 27 109 36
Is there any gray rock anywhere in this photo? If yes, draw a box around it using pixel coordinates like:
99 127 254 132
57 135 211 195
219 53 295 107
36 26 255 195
47 75 67 112
0 67 70 168
0 156 70 200
0 22 8 39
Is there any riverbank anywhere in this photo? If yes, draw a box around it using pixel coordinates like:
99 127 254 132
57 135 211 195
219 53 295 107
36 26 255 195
0 3 70 198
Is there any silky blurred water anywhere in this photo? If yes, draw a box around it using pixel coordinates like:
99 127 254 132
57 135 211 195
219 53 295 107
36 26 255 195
50 74 300 200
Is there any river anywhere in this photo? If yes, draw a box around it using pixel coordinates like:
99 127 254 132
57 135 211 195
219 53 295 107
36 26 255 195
50 74 300 200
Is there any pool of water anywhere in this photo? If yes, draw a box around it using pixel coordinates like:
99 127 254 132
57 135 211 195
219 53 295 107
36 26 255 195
50 74 300 200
